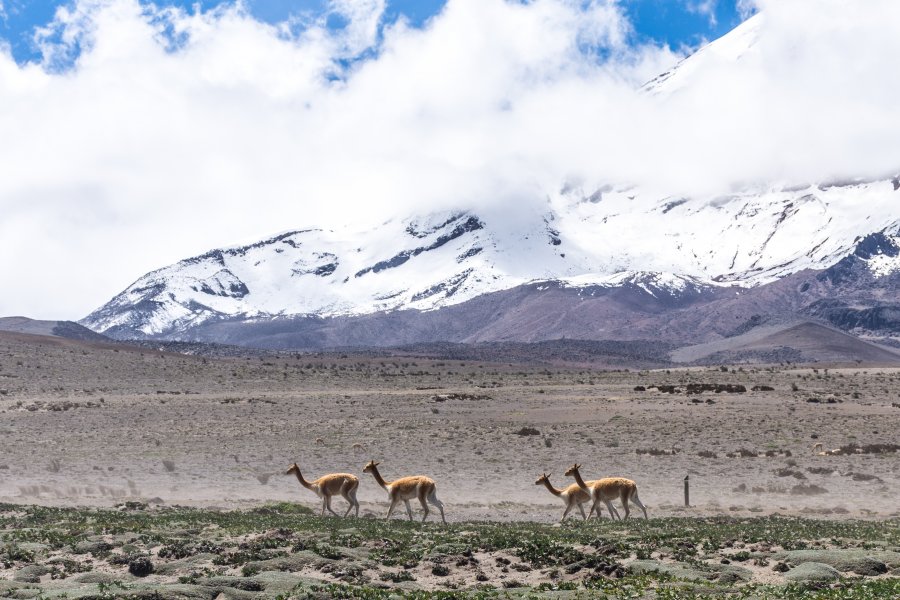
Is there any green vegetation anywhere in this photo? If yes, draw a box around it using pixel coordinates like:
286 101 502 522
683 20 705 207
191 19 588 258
0 503 898 598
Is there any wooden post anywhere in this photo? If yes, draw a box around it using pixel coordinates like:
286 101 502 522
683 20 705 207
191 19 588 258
684 475 690 507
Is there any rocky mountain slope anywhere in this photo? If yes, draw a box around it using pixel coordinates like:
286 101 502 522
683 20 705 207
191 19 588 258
0 316 109 342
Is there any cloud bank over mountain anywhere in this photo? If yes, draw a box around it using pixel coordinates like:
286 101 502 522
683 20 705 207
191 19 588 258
0 0 898 319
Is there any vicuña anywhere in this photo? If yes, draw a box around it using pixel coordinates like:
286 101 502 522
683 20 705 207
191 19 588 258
286 463 360 517
565 463 648 520
363 460 446 523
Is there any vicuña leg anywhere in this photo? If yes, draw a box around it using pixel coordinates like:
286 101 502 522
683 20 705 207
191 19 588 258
577 501 587 520
340 481 359 517
561 501 574 521
619 490 631 520
386 497 400 520
589 498 602 520
590 497 621 520
630 491 648 519
325 495 339 517
404 500 414 521
417 486 430 522
427 490 446 524
605 500 621 520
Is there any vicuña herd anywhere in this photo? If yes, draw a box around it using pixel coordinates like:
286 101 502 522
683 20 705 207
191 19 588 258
287 461 646 523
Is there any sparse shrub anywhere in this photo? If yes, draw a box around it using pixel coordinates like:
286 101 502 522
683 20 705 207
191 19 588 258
517 538 585 567
807 466 834 475
241 564 261 577
1 543 35 567
774 468 805 480
790 483 828 496
850 472 882 482
128 556 154 577
380 570 415 583
515 427 540 436
158 541 192 560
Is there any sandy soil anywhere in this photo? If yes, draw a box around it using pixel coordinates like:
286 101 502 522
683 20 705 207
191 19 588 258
0 331 898 522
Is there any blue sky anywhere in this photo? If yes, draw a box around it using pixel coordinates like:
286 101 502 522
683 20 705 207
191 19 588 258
0 0 748 64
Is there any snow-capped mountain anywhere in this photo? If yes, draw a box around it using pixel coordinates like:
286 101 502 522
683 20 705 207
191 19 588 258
82 178 900 340
81 12 900 347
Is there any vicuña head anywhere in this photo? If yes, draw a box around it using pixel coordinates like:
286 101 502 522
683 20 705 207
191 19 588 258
363 460 380 473
535 472 550 486
564 463 581 477
286 463 300 476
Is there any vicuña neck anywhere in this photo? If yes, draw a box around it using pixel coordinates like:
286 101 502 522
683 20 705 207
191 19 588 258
367 465 391 491
571 468 589 491
292 468 315 491
540 479 563 497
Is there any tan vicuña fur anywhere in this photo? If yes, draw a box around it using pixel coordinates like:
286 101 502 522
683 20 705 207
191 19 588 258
363 460 446 523
565 463 648 520
535 473 606 521
286 463 359 517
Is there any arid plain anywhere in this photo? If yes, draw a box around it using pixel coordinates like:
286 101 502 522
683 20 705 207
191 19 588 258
1 331 897 521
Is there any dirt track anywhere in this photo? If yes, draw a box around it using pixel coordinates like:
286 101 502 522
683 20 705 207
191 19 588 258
0 332 898 521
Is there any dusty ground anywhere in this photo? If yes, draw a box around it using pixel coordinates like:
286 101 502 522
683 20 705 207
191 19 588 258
0 331 898 521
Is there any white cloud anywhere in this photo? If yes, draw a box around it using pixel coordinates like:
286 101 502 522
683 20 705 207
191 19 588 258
736 0 758 19
686 0 718 27
0 0 898 320
326 0 386 56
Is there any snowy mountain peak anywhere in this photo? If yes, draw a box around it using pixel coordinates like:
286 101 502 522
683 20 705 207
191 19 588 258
82 176 900 339
643 13 763 95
